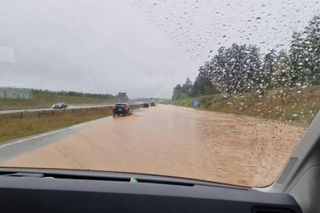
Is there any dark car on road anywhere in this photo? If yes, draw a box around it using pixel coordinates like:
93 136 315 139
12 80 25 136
150 102 156 106
142 103 149 108
52 102 68 109
113 103 132 116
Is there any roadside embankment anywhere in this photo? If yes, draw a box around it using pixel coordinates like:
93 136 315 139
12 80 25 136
174 86 320 126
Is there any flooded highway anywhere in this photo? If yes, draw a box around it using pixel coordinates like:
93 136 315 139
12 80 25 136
1 104 306 186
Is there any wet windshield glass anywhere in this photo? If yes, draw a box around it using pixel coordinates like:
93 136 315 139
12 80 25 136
0 0 319 187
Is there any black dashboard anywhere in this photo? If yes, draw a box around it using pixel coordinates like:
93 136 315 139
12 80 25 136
0 168 301 213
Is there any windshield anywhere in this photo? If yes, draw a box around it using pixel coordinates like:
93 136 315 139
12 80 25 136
0 0 319 187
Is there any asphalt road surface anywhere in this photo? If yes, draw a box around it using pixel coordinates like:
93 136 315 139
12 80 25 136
0 104 306 186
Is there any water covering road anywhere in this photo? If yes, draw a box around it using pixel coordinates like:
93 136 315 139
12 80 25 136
0 104 305 186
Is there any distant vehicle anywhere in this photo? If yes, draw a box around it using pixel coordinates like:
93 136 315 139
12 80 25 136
142 103 149 108
150 102 156 106
113 103 132 116
52 102 68 109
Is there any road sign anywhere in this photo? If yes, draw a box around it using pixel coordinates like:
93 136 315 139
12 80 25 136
193 99 199 108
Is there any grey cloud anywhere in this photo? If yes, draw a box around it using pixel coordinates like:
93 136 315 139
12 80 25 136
0 0 319 98
0 0 197 98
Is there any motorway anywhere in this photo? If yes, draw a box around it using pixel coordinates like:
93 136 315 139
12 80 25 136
0 104 306 186
0 104 114 115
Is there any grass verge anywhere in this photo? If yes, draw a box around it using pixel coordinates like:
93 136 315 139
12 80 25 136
0 109 113 143
174 86 320 126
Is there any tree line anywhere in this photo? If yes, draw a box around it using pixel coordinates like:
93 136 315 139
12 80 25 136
172 15 320 100
32 89 117 99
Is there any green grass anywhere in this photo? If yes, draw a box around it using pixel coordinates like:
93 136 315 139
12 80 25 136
174 86 320 125
0 108 114 143
0 92 116 110
0 104 142 143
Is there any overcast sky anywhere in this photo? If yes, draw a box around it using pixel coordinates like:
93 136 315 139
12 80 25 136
0 0 319 98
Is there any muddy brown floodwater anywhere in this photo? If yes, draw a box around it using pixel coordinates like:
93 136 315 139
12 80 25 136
2 104 306 187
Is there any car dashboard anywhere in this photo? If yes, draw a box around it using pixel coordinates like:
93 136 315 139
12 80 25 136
0 168 301 213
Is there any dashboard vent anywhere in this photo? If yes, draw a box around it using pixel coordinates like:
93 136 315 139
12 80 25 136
253 207 296 213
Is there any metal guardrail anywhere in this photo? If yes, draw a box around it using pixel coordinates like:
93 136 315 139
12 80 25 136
0 104 142 119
